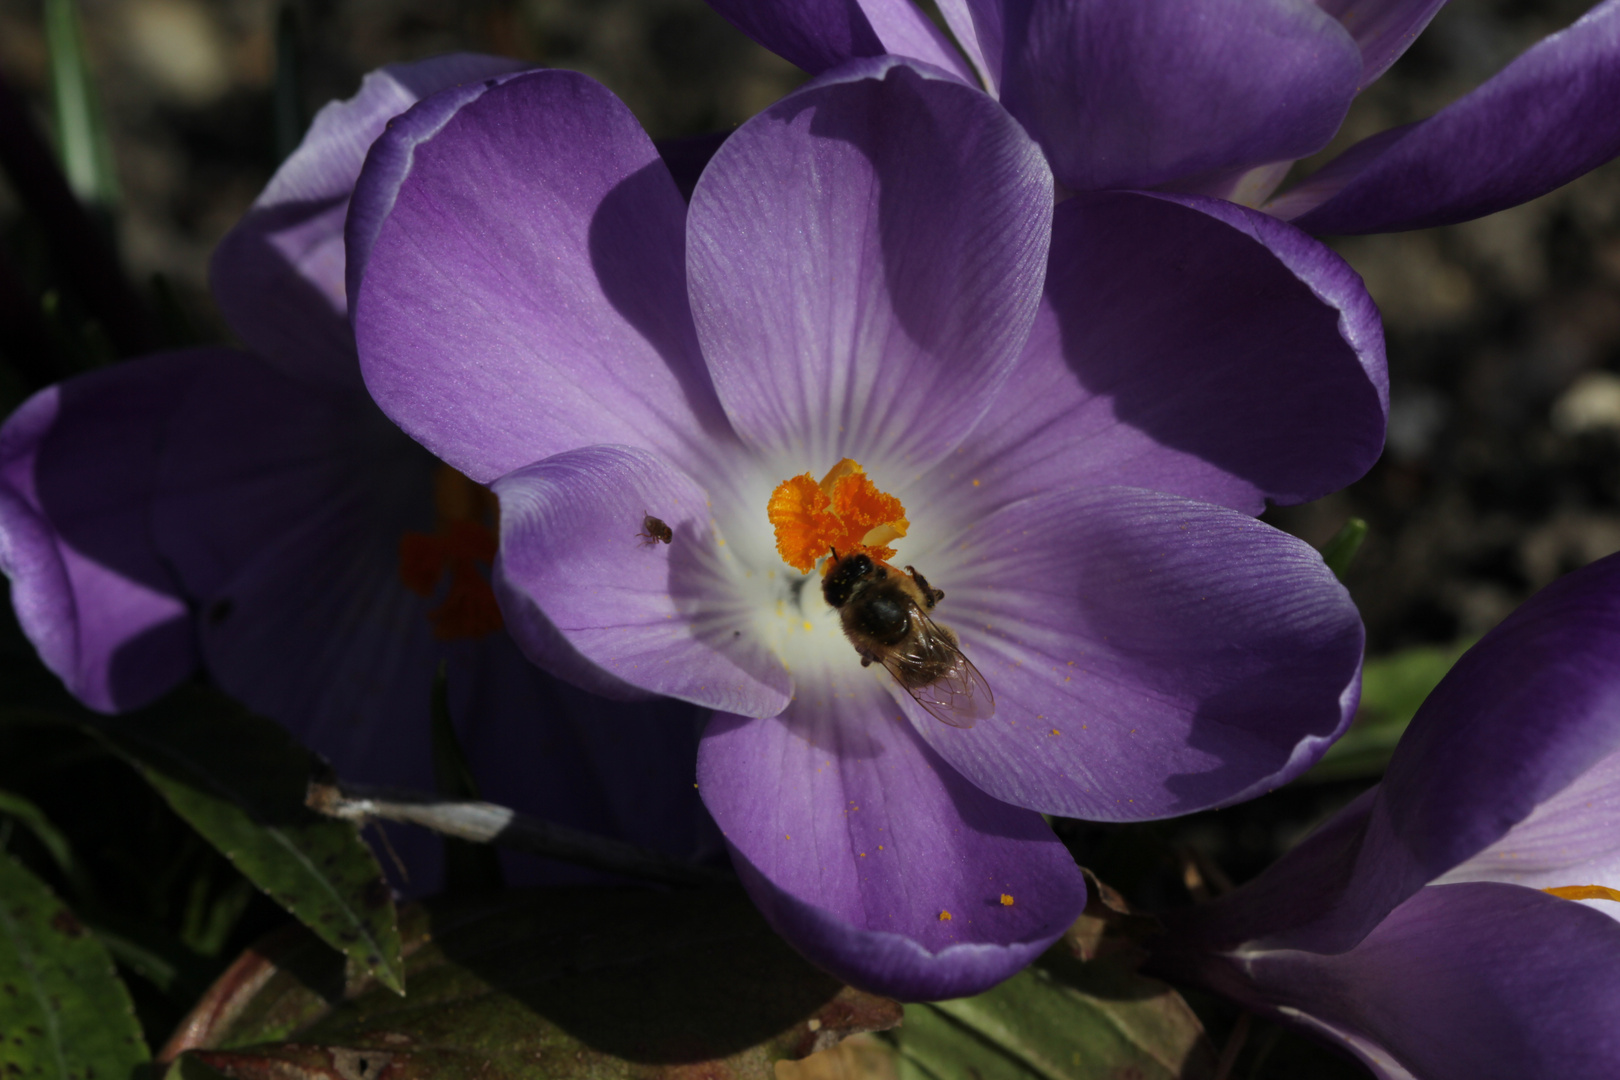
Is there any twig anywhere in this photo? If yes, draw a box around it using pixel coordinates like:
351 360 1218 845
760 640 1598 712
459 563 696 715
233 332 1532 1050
306 779 734 889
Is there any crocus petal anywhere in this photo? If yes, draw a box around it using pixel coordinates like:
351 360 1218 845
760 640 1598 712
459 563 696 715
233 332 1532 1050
1437 744 1620 917
939 0 1001 92
1316 0 1449 88
688 57 1050 473
212 54 529 390
0 354 220 712
911 485 1363 820
703 0 976 83
698 682 1086 1000
492 444 792 717
1281 0 1620 234
655 132 729 204
914 191 1386 522
855 0 980 84
997 0 1362 192
1189 884 1620 1080
1179 551 1620 954
444 634 721 887
351 68 731 484
144 351 454 779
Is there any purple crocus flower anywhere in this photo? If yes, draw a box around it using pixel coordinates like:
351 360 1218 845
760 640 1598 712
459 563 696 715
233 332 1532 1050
706 0 1620 233
346 53 1387 997
1153 552 1620 1079
0 55 715 892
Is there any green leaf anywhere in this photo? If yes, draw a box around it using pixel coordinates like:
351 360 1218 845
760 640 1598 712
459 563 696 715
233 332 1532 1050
1318 517 1367 582
272 4 306 164
0 850 148 1077
164 887 900 1078
1300 637 1476 783
150 272 198 348
430 664 481 801
890 951 1217 1080
92 687 404 994
43 0 118 210
430 664 505 895
0 788 85 896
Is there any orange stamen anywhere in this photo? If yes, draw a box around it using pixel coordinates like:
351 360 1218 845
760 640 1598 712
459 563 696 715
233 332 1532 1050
767 474 841 574
767 459 909 574
1544 884 1620 903
398 466 504 640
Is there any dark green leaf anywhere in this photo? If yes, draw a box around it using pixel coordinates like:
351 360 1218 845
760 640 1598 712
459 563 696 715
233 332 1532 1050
1318 518 1367 582
1300 638 1475 783
164 887 900 1079
43 0 118 210
164 1057 232 1080
0 787 84 894
890 951 1217 1080
430 664 505 894
92 687 404 994
272 4 306 165
150 272 198 348
430 664 481 801
0 850 148 1077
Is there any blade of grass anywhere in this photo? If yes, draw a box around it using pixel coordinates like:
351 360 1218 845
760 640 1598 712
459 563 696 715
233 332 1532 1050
43 0 118 211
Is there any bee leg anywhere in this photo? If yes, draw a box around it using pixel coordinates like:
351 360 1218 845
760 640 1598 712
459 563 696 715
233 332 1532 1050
858 651 876 668
906 566 945 608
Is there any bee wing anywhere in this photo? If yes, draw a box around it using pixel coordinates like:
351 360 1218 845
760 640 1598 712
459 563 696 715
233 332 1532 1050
879 613 996 729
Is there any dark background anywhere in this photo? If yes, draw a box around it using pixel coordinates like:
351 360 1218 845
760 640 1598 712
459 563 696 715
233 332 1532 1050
3 0 1617 653
0 1 1616 1075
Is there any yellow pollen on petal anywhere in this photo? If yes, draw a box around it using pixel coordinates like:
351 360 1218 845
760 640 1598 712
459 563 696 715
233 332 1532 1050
767 458 909 574
1544 884 1620 903
938 910 952 922
1000 894 1014 907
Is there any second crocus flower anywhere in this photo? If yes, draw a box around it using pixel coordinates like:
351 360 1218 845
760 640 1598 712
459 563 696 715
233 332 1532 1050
0 55 716 893
707 0 1620 234
1154 552 1620 1080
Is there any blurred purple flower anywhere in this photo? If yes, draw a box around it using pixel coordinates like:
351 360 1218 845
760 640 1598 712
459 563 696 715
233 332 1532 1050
347 54 1386 997
707 0 1620 233
0 55 715 893
1153 552 1620 1080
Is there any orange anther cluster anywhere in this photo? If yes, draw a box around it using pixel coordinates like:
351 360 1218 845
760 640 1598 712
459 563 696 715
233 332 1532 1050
398 466 505 640
767 459 909 574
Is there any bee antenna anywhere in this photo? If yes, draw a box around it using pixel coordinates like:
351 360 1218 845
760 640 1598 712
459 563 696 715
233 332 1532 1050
829 546 838 560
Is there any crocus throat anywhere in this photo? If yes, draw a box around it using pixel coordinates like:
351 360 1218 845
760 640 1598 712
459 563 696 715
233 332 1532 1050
399 465 504 640
767 458 909 575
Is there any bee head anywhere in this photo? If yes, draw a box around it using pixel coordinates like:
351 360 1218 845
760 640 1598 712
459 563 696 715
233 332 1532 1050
821 551 876 609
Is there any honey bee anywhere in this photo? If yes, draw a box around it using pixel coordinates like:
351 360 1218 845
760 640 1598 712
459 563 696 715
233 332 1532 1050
637 513 673 546
822 551 994 728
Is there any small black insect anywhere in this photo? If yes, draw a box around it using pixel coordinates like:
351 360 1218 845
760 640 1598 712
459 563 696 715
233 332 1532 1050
637 513 673 546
